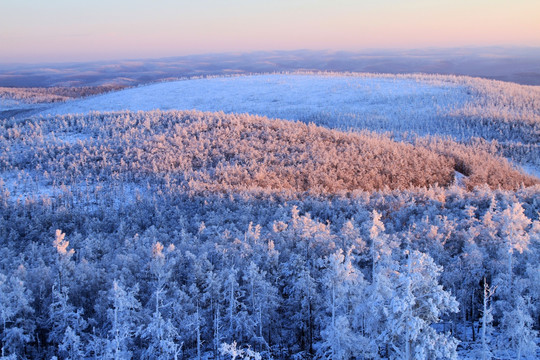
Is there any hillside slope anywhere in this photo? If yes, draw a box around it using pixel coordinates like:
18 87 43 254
0 79 539 360
29 73 540 170
1 110 536 201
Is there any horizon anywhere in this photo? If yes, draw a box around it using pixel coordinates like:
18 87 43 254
2 46 540 87
1 0 539 64
1 45 540 67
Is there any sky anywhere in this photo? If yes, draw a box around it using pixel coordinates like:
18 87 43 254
1 0 539 63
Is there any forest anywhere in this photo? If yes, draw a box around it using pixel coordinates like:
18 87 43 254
29 73 540 171
0 86 126 105
0 107 538 359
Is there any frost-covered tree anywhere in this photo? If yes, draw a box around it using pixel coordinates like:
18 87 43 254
315 248 368 360
497 203 531 287
338 220 365 253
219 341 261 360
454 221 485 341
0 270 34 359
48 285 87 359
186 284 204 360
105 280 141 360
242 261 278 352
53 230 75 289
59 326 85 360
384 250 459 360
363 210 398 355
498 293 537 360
478 278 495 360
222 267 249 345
203 270 223 360
369 210 390 280
281 254 318 355
140 242 182 360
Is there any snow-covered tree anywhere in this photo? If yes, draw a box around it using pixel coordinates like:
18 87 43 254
384 250 459 360
478 278 495 360
281 254 318 355
203 270 223 360
0 270 34 359
140 242 182 360
363 211 399 357
219 341 261 360
222 267 247 344
53 229 75 289
369 210 391 280
315 248 369 360
105 280 141 360
497 203 531 287
48 285 87 359
498 293 537 360
242 261 279 352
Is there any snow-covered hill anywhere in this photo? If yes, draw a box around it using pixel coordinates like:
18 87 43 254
31 72 539 171
38 74 469 133
1 73 539 360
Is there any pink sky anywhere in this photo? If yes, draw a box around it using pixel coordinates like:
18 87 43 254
1 0 539 63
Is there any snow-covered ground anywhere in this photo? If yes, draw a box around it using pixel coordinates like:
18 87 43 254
30 73 539 174
37 74 470 134
0 98 24 109
1 74 539 360
4 73 537 175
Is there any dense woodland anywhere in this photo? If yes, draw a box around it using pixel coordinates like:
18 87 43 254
0 110 536 196
0 109 538 359
23 73 538 171
0 85 126 105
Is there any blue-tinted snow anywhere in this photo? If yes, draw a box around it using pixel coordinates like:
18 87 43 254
39 74 470 135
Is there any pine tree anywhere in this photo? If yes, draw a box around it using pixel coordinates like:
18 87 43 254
203 270 223 360
222 268 245 344
385 250 459 360
497 203 531 287
242 261 278 352
315 248 368 360
140 242 182 360
281 254 317 355
0 270 34 359
48 285 87 359
52 230 75 290
369 210 389 280
105 280 141 360
479 278 495 360
363 210 397 356
219 341 261 360
498 293 537 360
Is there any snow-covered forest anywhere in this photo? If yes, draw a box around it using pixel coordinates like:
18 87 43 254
0 85 125 105
0 74 539 359
31 73 540 171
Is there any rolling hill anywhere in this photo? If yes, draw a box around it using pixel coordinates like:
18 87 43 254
0 72 539 360
1 110 536 202
24 73 539 172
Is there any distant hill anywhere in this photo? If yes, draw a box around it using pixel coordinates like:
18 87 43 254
0 69 538 360
1 47 540 87
16 73 538 173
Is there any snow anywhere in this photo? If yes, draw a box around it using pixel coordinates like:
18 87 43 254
25 73 538 177
0 98 40 112
37 74 470 135
0 98 24 110
521 164 540 179
1 73 539 360
453 171 467 188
